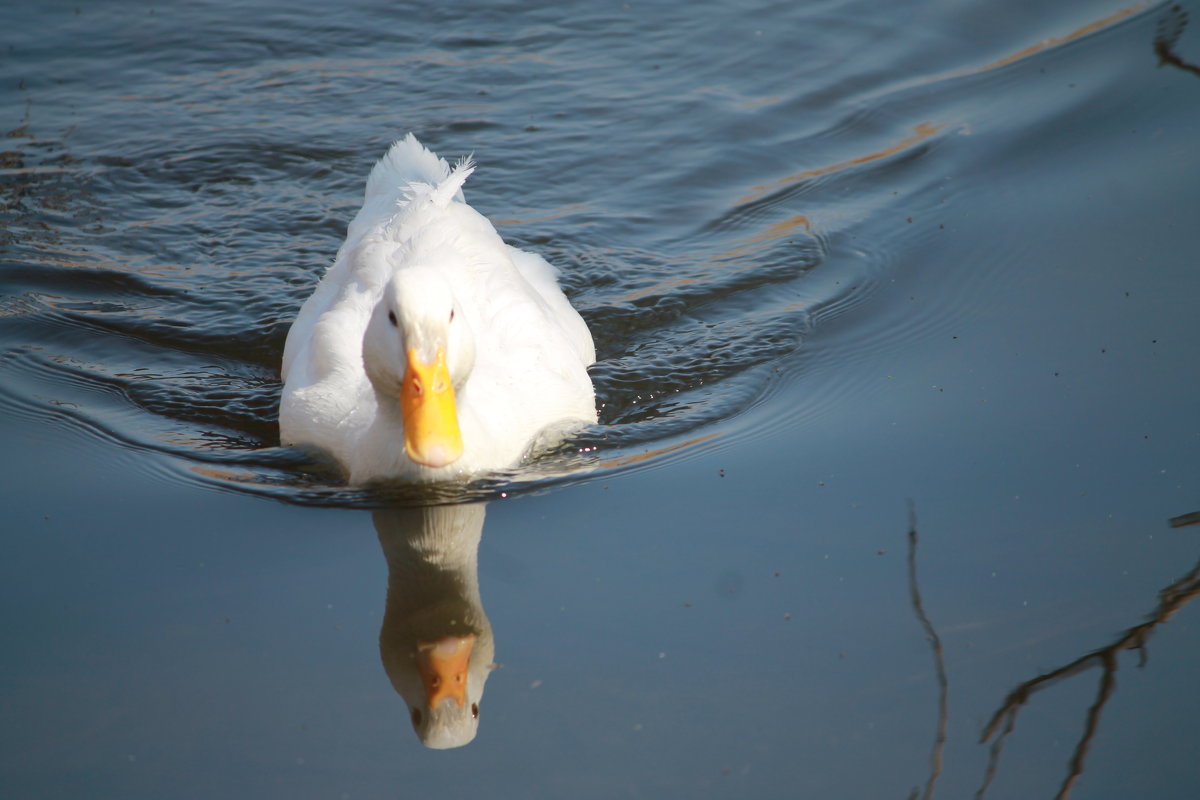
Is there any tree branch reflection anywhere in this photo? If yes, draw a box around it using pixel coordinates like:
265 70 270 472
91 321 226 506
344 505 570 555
905 508 1200 798
1154 3 1200 77
906 503 949 800
975 551 1200 799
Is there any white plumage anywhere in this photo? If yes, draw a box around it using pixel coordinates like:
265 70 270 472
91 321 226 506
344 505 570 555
280 134 596 483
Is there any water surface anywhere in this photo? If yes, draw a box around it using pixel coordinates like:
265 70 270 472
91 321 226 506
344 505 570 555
3 0 1199 797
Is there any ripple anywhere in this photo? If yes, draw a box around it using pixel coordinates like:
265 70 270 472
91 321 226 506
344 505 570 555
3 0 1137 507
0 102 925 506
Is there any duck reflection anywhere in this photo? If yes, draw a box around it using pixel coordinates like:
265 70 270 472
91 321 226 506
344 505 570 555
374 503 494 749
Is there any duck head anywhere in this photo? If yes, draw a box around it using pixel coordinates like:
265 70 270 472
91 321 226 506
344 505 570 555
363 266 476 468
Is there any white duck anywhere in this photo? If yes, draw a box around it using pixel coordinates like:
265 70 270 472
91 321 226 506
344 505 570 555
280 134 596 483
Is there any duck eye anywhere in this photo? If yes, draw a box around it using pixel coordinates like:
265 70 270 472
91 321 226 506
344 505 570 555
471 703 479 720
388 310 398 327
410 708 423 728
449 309 455 323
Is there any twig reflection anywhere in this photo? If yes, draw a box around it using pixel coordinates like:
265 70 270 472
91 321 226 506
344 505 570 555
1168 509 1200 528
906 504 949 800
1154 3 1200 77
975 554 1200 799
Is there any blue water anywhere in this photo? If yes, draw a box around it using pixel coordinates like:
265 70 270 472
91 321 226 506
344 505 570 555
3 0 1200 797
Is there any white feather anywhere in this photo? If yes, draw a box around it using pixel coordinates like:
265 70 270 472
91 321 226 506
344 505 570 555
280 135 596 483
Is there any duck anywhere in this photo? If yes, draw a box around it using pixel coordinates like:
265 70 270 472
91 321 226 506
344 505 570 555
280 134 596 483
375 503 494 749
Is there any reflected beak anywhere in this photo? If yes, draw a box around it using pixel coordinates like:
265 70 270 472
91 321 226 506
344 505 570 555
400 347 463 468
416 635 476 709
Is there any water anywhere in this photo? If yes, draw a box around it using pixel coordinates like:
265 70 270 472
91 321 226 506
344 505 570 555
3 0 1200 797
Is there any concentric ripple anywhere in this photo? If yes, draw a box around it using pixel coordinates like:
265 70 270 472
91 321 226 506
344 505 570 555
1 0 1159 506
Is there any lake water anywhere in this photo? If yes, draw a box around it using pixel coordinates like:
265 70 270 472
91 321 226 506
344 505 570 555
3 0 1199 797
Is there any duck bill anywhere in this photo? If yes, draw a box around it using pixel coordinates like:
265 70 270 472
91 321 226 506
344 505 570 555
416 634 476 709
400 347 463 468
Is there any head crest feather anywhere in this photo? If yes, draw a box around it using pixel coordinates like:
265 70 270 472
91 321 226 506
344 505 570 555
430 155 475 207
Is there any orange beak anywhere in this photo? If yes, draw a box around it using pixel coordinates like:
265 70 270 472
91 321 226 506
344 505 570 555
416 635 476 709
400 347 463 468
